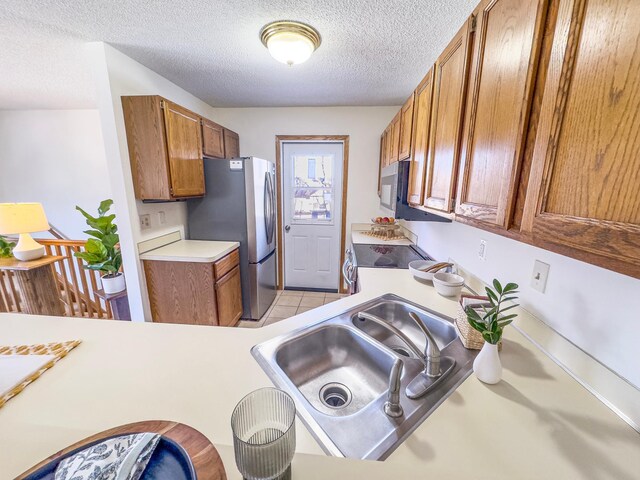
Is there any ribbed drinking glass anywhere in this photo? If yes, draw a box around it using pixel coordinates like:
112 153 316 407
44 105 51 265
231 388 296 480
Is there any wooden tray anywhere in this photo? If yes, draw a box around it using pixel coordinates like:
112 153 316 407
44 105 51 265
17 421 227 480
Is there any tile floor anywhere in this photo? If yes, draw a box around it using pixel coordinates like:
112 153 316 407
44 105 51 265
237 290 348 328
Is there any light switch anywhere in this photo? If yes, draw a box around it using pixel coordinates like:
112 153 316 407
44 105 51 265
478 239 487 261
531 260 550 293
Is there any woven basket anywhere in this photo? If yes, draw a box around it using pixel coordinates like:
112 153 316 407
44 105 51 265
455 295 502 351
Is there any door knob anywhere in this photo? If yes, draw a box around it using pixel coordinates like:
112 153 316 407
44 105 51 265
285 225 291 232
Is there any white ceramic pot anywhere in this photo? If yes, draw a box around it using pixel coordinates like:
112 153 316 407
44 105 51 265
101 272 126 295
473 342 502 384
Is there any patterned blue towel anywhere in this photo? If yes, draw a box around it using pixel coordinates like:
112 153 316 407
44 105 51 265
54 433 160 480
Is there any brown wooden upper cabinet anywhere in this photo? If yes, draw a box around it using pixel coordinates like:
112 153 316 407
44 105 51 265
202 119 240 160
455 0 548 228
382 126 391 167
398 95 415 161
223 128 240 159
122 96 205 201
389 111 401 164
521 0 640 278
407 69 435 206
423 20 473 213
202 118 225 158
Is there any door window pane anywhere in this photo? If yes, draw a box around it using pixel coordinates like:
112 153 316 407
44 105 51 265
294 155 333 187
293 188 333 222
292 154 335 223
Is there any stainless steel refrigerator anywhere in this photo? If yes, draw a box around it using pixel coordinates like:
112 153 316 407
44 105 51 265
188 157 277 320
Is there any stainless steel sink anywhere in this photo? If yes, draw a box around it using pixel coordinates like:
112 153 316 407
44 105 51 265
275 324 396 417
352 298 458 358
252 293 476 460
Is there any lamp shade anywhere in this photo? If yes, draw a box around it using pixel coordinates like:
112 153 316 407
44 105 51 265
0 203 50 235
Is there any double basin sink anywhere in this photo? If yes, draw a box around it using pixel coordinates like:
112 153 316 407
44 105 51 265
252 294 476 460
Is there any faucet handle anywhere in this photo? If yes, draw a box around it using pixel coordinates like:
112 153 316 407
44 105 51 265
384 358 404 418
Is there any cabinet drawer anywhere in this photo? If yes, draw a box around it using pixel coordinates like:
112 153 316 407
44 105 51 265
214 249 240 280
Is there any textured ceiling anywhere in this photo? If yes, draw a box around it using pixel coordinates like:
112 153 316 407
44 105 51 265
1 0 477 109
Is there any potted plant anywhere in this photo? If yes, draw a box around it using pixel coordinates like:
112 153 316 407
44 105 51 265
0 235 16 258
465 279 519 384
74 199 125 294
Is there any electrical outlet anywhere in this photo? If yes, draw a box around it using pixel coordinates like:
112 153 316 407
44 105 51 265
140 214 151 230
158 211 166 225
531 260 550 293
478 239 487 261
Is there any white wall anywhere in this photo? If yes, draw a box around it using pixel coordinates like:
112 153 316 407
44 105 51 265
88 42 221 321
211 106 398 229
0 110 111 239
403 219 640 389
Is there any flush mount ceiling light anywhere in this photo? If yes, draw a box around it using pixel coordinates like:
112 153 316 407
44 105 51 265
260 20 321 66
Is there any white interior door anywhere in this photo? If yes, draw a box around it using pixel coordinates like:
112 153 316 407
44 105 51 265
282 142 343 290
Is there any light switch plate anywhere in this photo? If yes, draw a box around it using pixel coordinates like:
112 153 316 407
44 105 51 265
478 239 487 261
229 160 243 170
531 260 550 293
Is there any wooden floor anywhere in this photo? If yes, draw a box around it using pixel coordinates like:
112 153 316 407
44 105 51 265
237 290 348 328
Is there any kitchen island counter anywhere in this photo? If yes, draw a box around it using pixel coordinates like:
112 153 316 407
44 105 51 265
1 268 639 479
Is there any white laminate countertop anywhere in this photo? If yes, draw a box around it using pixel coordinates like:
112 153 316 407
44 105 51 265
1 269 639 478
138 240 239 263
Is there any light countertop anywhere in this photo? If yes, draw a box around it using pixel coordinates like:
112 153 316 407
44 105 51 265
1 269 639 478
138 240 239 263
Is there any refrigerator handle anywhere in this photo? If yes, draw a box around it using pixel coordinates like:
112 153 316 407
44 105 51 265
264 172 274 244
270 172 277 241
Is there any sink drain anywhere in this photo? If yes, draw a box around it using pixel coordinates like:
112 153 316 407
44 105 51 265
391 346 412 357
319 383 352 409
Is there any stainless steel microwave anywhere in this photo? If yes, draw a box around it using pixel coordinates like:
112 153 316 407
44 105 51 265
379 161 452 223
379 162 399 214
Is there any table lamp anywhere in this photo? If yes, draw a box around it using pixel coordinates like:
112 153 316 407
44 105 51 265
0 203 50 261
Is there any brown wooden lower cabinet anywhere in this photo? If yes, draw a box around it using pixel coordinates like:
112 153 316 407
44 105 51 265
143 249 242 326
215 266 243 327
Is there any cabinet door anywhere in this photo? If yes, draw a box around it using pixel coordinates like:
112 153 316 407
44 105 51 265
407 69 435 206
424 20 472 212
144 260 218 325
122 96 172 201
382 127 391 168
522 0 640 278
224 128 240 159
378 134 384 194
162 100 205 197
398 95 415 160
202 118 225 158
389 112 401 164
456 0 547 228
215 265 243 327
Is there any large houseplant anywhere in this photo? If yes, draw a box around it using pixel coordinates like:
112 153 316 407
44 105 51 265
465 279 519 384
74 199 125 294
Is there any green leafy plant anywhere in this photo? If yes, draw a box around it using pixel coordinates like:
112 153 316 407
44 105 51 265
466 279 519 344
0 235 16 258
73 199 122 277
